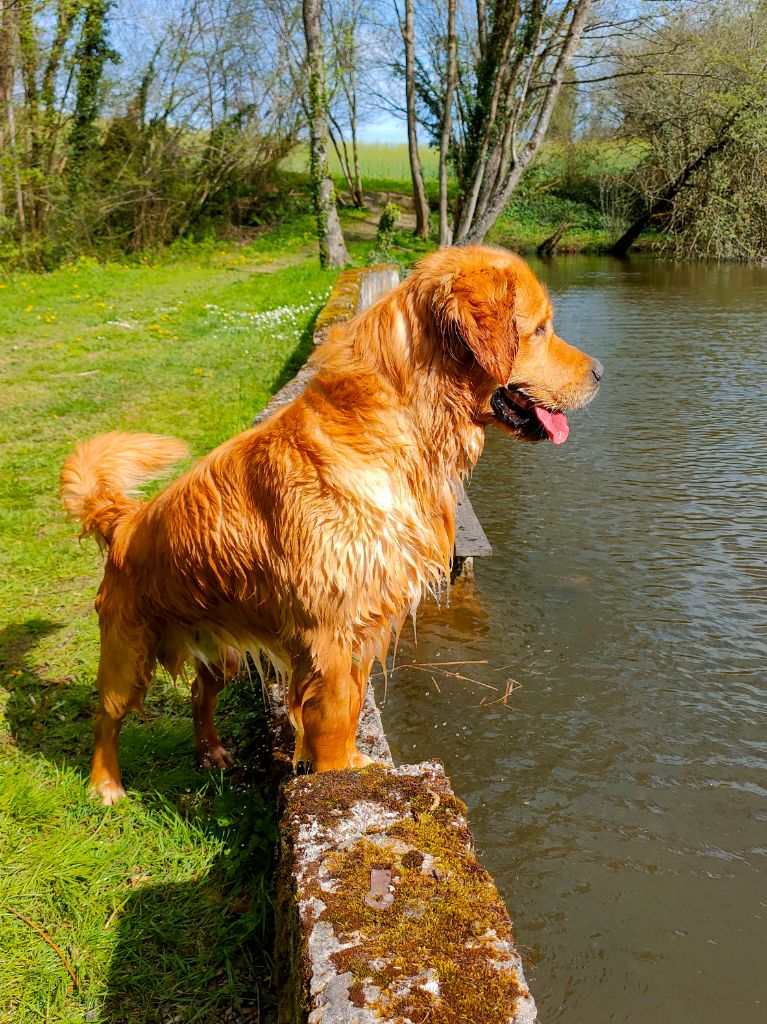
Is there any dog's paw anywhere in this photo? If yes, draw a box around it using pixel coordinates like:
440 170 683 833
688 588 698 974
199 745 235 770
90 779 127 806
349 752 374 769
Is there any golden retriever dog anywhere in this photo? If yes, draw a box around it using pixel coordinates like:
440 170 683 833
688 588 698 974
60 245 603 805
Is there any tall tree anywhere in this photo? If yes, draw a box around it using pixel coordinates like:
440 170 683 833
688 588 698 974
401 0 430 238
303 0 349 267
394 0 595 244
326 0 366 207
68 0 118 193
437 0 457 246
0 0 26 242
454 0 594 243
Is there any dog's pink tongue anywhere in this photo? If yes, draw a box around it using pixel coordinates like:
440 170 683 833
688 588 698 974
534 406 569 445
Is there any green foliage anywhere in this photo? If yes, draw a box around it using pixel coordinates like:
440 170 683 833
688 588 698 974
0 0 301 271
68 0 119 193
608 0 767 258
488 140 649 254
366 201 402 264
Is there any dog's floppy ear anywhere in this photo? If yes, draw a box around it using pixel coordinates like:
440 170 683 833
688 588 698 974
433 267 518 385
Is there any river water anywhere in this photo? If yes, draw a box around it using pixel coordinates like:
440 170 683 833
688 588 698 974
380 256 767 1023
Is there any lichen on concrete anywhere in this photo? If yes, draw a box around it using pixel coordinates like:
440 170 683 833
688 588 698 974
277 763 537 1024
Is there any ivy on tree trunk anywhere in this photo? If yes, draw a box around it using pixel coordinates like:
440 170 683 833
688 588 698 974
68 0 118 195
402 0 430 239
303 0 349 268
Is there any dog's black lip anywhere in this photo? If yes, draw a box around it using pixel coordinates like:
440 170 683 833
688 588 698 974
491 386 544 436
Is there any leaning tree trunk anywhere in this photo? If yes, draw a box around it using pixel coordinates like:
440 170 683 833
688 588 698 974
609 130 738 256
303 0 349 268
457 0 593 245
403 0 430 238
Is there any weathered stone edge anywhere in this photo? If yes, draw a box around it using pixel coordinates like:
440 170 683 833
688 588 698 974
272 757 538 1024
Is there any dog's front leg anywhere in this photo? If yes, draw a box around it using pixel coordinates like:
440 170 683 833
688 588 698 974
289 635 363 773
347 656 374 769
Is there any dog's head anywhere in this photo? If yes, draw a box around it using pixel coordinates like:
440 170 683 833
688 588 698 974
414 245 603 445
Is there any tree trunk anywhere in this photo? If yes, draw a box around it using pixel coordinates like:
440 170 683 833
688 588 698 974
303 0 349 268
0 0 26 244
328 112 357 203
609 130 738 257
457 0 593 245
349 72 364 207
438 0 457 247
403 0 430 238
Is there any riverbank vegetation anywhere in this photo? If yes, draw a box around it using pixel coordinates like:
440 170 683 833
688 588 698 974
1 1 766 273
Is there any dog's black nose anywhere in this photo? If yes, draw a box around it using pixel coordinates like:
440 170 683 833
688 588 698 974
591 359 605 383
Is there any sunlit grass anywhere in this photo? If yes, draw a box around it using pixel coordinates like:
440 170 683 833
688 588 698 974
0 229 342 1022
282 141 441 184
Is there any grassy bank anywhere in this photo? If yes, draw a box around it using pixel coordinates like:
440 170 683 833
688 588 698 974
0 227 343 1023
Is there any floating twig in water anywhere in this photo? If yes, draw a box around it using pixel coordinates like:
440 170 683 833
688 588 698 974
474 677 524 709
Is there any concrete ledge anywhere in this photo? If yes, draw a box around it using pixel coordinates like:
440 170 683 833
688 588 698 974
265 675 536 1022
313 264 400 346
275 760 536 1024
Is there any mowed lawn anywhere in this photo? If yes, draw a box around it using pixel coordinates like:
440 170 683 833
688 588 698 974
0 228 341 1023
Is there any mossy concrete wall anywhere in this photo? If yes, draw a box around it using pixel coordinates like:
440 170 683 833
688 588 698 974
274 758 537 1024
313 264 400 346
254 265 399 428
256 264 531 1022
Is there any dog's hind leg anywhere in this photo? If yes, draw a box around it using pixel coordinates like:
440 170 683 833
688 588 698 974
90 622 156 807
289 635 358 773
192 647 239 770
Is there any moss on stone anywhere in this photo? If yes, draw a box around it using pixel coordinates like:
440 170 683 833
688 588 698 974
312 265 399 345
283 764 531 1023
313 268 365 342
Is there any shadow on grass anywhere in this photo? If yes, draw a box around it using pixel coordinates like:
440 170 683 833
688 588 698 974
266 309 319 402
1 618 278 1023
0 617 93 770
102 755 277 1024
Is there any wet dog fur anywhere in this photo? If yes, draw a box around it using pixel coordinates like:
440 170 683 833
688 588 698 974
60 245 602 805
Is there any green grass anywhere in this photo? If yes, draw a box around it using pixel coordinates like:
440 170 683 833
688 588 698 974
282 141 441 184
0 228 344 1023
282 138 655 255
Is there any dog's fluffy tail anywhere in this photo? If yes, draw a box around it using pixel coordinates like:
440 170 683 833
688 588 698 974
61 431 189 545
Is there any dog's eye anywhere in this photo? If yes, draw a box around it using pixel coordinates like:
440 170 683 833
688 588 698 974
535 324 547 337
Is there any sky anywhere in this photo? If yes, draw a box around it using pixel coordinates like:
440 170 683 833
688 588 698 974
358 114 408 145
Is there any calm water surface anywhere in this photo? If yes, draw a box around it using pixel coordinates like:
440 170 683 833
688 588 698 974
380 257 767 1023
